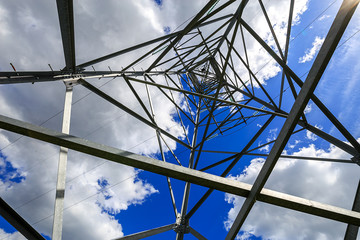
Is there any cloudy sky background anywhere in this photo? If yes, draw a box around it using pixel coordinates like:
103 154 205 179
0 0 360 239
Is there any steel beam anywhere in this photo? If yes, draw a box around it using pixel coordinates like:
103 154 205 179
146 0 219 71
344 180 360 240
114 224 175 240
125 76 287 118
0 198 45 240
176 101 201 240
189 226 207 240
56 0 75 71
239 7 360 156
1 114 360 226
226 1 360 239
78 79 191 149
244 153 354 164
52 84 73 240
76 14 233 70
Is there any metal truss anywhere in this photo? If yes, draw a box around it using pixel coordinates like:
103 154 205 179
0 0 360 239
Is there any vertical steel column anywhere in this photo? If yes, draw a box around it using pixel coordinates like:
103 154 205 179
344 180 360 240
52 83 73 240
176 100 201 240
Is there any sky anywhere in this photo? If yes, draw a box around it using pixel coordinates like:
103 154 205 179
0 0 360 240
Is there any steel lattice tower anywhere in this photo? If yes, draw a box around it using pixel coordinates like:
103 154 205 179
0 0 360 239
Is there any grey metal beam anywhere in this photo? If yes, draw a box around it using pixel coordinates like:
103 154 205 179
146 0 219 72
125 76 287 118
145 79 178 217
52 84 73 240
76 14 233 70
239 9 360 156
56 0 75 72
344 180 360 240
176 101 201 240
279 0 295 108
200 150 354 164
186 116 275 219
0 198 45 240
226 1 360 239
189 226 207 240
1 114 360 226
78 79 191 149
244 153 354 164
114 224 175 240
213 0 248 55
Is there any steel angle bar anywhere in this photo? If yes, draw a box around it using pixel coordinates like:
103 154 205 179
244 153 355 164
298 122 359 158
223 40 278 109
344 180 360 240
279 0 295 108
145 78 178 217
256 0 301 115
56 0 75 72
1 114 360 226
52 85 73 240
0 70 175 85
114 224 175 240
78 79 191 149
123 75 155 123
197 150 354 164
239 9 360 155
146 0 219 72
245 128 305 154
189 226 207 240
0 198 45 240
239 24 254 94
125 76 287 118
76 14 233 70
192 59 226 170
217 50 252 95
176 101 201 240
144 74 195 124
186 116 275 219
226 1 360 239
213 0 248 54
164 75 191 145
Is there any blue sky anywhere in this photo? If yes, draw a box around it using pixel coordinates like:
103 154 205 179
0 0 360 240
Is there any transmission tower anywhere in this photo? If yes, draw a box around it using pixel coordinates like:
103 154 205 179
0 0 360 239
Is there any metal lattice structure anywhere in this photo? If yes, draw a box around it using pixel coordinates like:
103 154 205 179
1 0 360 239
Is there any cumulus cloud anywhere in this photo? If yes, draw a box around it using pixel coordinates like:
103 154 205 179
299 36 325 63
225 141 360 240
304 103 312 114
0 0 316 238
0 0 183 238
0 229 25 240
318 14 331 21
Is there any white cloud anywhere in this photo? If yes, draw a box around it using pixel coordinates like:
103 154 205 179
0 0 318 239
304 103 312 114
288 139 301 149
319 14 331 21
225 141 360 240
299 36 325 63
0 137 158 239
306 129 317 141
0 229 25 240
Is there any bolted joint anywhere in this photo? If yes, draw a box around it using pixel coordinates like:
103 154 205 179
351 155 360 166
173 215 190 234
63 79 79 89
173 223 190 234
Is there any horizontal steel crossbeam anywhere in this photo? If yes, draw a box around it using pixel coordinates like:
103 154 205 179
0 114 360 226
